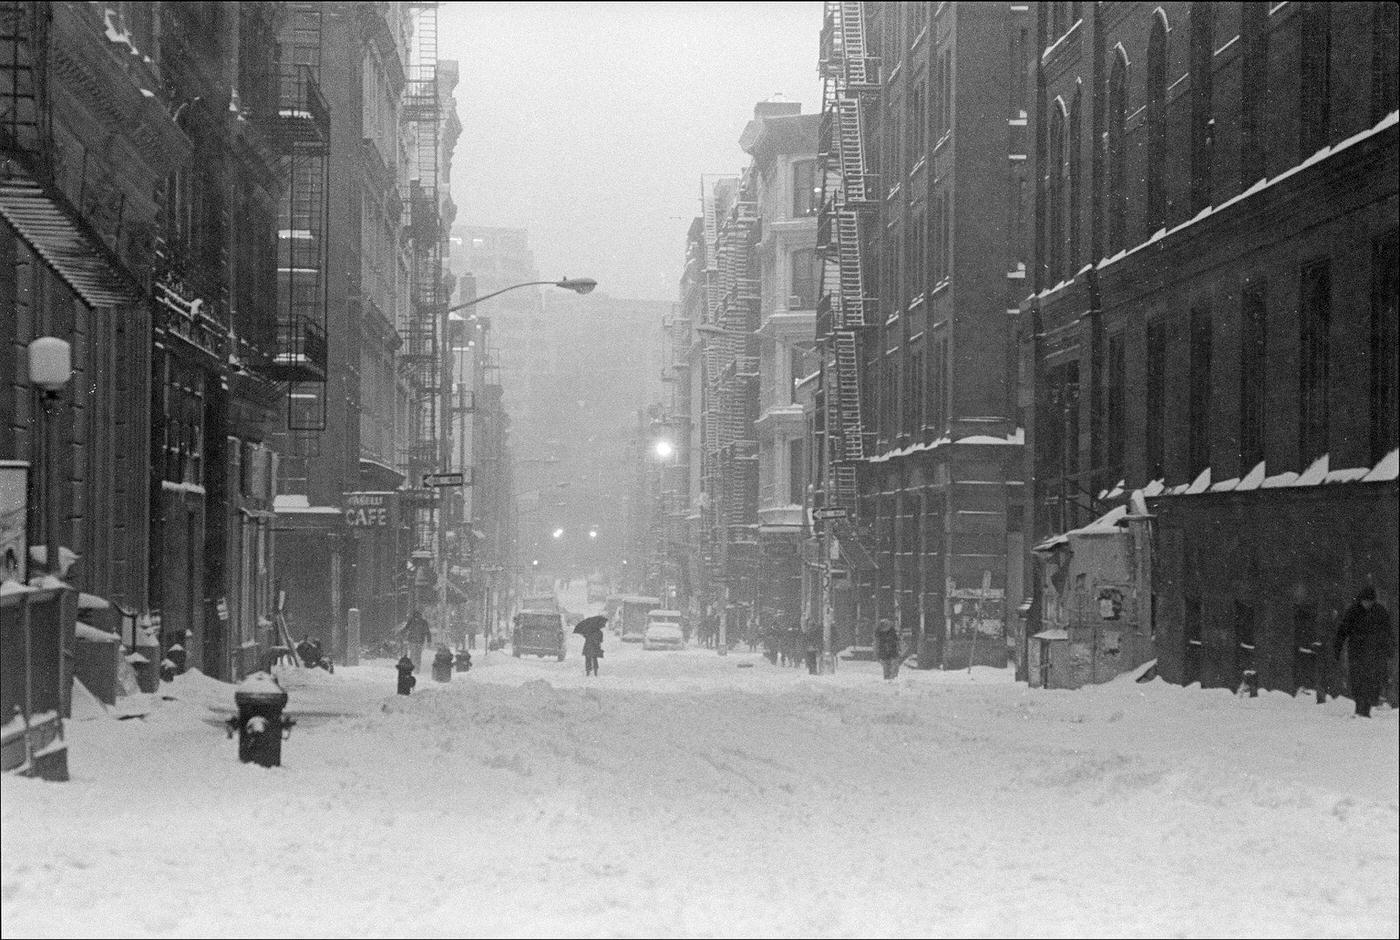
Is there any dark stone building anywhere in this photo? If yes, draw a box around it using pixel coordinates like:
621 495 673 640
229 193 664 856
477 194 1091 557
817 2 1031 666
1022 2 1399 694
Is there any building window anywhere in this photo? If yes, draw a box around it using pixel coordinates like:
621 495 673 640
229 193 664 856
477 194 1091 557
1188 304 1212 477
909 80 927 168
1239 282 1268 470
903 350 922 437
1010 26 1029 114
1189 3 1214 212
933 50 953 141
1372 229 1399 462
1047 100 1066 283
788 438 805 504
1068 86 1082 271
1146 13 1169 232
1146 318 1167 480
931 336 947 433
792 160 818 217
1299 259 1331 464
933 192 948 283
790 248 819 309
1106 332 1125 483
1241 3 1268 186
1377 3 1400 121
1108 50 1128 253
907 211 926 297
1299 3 1331 157
910 0 928 43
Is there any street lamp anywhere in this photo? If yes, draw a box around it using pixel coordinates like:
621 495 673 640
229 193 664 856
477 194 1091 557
652 439 675 460
28 338 71 579
447 277 597 315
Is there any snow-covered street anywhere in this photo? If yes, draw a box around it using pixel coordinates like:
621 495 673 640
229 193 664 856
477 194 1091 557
3 640 1397 939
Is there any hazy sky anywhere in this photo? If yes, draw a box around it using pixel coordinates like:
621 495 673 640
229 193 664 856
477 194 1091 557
440 2 824 302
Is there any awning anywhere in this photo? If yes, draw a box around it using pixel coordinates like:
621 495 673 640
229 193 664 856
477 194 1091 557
1033 629 1069 641
831 521 879 572
0 179 141 309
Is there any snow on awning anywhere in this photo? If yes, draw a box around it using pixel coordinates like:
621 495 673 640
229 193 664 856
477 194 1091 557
1033 629 1069 641
0 180 141 309
831 521 879 571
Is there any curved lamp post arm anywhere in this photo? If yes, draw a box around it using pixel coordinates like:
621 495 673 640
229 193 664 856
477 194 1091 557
448 278 596 314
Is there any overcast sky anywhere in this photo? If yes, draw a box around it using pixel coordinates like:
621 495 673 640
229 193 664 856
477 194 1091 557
440 2 824 302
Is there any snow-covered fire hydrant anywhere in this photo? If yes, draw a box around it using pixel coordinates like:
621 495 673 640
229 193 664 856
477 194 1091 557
225 672 295 767
454 648 472 673
396 655 417 695
431 645 454 683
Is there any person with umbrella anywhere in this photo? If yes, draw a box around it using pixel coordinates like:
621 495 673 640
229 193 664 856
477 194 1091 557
575 614 607 677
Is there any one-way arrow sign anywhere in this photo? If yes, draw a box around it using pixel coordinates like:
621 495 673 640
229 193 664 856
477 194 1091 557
424 471 470 488
812 506 848 521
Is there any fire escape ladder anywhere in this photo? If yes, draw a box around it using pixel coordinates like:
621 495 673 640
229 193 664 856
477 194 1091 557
815 0 877 509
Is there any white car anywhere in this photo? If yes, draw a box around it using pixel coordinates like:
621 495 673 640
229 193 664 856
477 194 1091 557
642 619 685 651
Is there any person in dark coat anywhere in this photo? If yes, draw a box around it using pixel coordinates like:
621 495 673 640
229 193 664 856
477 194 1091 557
803 625 822 675
583 628 604 677
399 609 431 672
1334 586 1394 717
875 618 901 680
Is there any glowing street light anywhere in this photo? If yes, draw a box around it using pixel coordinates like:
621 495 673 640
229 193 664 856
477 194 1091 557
588 529 598 539
652 439 675 459
551 528 564 540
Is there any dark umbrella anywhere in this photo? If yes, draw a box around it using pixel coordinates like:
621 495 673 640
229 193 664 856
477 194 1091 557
573 615 608 636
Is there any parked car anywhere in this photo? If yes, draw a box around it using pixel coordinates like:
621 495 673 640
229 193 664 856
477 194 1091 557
617 595 660 642
512 610 565 661
642 609 685 650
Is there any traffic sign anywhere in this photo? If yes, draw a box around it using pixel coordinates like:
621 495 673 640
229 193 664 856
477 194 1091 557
813 506 848 521
424 470 470 488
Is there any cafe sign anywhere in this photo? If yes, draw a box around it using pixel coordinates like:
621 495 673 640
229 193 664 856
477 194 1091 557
343 491 397 528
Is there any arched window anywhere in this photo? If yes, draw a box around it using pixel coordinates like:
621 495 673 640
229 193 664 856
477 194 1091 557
1377 2 1399 121
1299 2 1331 156
1047 99 1067 283
1146 11 1169 231
1240 2 1268 186
1108 49 1128 252
1068 84 1083 271
1189 2 1213 211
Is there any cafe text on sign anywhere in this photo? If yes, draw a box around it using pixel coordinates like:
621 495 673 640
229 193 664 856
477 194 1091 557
343 491 397 528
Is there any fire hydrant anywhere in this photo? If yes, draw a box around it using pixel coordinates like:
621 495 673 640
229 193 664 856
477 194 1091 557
431 645 454 683
396 655 417 695
225 672 294 767
454 648 473 673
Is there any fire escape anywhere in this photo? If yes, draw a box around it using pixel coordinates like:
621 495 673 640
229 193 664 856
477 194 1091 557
816 1 879 511
400 1 442 554
265 4 329 452
712 173 761 614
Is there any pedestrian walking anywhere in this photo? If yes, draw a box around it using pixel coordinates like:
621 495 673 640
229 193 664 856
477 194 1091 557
398 608 431 673
1334 586 1394 718
583 628 604 677
875 618 901 680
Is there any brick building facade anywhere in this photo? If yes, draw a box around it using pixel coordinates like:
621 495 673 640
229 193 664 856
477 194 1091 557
1022 2 1399 693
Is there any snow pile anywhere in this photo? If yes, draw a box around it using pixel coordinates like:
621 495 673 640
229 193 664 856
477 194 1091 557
2 643 1395 938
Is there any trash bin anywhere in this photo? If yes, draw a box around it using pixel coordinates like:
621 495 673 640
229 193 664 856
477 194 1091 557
225 672 294 767
431 646 454 683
